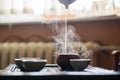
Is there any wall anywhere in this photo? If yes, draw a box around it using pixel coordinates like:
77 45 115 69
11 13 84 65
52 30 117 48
0 16 120 46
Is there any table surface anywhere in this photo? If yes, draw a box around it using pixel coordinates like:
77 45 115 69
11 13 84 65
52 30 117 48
0 64 120 80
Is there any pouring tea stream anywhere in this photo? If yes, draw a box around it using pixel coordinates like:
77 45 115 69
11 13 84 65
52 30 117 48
56 0 80 71
58 0 76 53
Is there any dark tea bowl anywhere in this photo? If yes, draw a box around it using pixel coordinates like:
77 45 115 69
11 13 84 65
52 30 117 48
14 57 46 72
14 58 24 71
22 59 47 72
56 53 80 71
70 59 91 71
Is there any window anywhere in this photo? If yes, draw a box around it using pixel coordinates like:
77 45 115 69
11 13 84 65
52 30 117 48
0 0 120 22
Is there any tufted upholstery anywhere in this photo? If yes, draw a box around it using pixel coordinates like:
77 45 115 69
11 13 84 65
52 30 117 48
0 42 57 69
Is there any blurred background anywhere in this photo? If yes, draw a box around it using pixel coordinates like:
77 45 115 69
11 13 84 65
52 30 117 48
0 0 120 71
0 0 120 22
0 0 120 45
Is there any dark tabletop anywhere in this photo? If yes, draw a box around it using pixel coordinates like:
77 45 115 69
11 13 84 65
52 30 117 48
0 64 120 80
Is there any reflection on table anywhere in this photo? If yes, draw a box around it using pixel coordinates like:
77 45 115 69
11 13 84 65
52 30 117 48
0 64 120 80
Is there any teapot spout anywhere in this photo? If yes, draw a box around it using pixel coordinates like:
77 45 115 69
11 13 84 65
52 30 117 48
58 0 76 9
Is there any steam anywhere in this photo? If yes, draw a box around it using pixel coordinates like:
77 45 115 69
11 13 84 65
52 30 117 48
47 20 90 58
43 0 90 58
49 21 80 53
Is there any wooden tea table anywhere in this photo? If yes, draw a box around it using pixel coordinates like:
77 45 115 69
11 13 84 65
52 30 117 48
0 64 120 80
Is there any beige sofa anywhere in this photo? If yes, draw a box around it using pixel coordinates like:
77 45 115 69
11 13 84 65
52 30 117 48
0 41 119 70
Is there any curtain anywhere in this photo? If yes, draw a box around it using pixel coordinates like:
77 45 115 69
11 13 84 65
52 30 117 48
0 0 119 17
